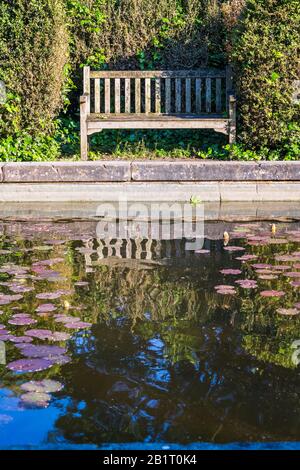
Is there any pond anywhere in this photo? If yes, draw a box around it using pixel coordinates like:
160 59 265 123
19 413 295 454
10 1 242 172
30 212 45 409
0 218 300 448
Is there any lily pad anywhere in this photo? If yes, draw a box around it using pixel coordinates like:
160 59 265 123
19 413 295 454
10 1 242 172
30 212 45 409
235 279 258 289
36 303 57 313
17 344 67 358
7 358 53 372
21 379 63 393
276 308 300 316
20 391 51 407
8 317 37 326
220 269 242 275
63 321 92 330
260 290 285 298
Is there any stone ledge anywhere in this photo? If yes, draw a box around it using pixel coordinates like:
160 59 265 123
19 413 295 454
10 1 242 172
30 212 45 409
0 182 299 202
131 161 300 181
2 162 131 182
0 161 300 183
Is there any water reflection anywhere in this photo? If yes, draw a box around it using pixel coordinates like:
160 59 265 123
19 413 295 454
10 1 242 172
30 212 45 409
0 220 300 446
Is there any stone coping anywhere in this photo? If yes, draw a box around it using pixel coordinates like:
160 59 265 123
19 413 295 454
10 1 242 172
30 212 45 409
0 161 299 182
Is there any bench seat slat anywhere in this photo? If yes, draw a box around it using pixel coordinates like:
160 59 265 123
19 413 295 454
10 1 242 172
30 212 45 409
88 113 225 120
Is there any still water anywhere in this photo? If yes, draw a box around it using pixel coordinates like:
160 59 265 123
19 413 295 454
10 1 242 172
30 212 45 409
0 219 300 448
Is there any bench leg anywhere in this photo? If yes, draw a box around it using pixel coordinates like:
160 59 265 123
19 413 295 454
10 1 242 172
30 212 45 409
80 123 89 161
228 94 237 144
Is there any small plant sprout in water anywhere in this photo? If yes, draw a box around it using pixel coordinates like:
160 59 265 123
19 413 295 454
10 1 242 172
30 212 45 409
189 195 202 206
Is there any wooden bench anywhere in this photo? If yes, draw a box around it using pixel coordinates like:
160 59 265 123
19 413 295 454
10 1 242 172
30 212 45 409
80 66 236 160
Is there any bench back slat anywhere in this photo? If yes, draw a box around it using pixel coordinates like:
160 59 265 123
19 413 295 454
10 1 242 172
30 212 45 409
175 78 182 113
165 78 171 113
216 78 222 113
155 78 161 114
205 78 211 113
125 78 131 113
115 78 121 113
145 78 151 113
88 68 229 115
195 78 202 113
104 78 110 113
94 78 100 113
135 78 141 113
185 78 191 113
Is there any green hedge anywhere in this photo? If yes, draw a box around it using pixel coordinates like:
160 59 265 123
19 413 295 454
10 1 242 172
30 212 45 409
231 0 300 152
0 0 68 161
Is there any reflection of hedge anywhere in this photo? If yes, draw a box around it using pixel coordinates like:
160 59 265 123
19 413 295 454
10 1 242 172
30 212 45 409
0 0 68 135
83 264 225 325
231 0 300 150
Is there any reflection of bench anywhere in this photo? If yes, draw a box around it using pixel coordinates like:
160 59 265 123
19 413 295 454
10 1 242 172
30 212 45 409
80 66 236 160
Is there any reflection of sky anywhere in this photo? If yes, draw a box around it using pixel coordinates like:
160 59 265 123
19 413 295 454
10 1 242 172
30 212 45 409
0 387 66 448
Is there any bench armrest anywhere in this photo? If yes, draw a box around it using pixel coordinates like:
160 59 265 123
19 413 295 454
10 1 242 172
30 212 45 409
229 93 236 103
80 93 89 104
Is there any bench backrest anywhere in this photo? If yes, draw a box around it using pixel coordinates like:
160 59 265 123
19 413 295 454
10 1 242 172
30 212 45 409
84 67 233 116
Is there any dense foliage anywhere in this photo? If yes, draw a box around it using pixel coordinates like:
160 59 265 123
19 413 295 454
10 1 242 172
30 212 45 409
0 0 68 160
231 0 300 154
0 0 298 161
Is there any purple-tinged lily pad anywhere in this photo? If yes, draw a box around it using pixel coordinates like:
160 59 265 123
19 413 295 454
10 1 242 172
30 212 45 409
223 246 245 252
283 272 300 278
8 317 37 326
24 329 54 340
0 329 10 335
273 265 290 271
258 274 278 280
260 290 285 298
290 281 300 287
54 315 80 323
36 303 57 313
21 379 63 393
220 269 242 275
7 358 53 373
251 263 273 269
48 355 71 365
32 258 64 267
20 392 51 407
9 336 33 344
235 254 258 261
0 334 14 341
276 308 299 316
63 321 92 330
235 279 258 289
51 331 71 341
36 292 61 300
17 344 67 358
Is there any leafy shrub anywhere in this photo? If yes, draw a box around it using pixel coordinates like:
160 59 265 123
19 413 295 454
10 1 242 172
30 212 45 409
230 0 300 151
0 0 68 135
